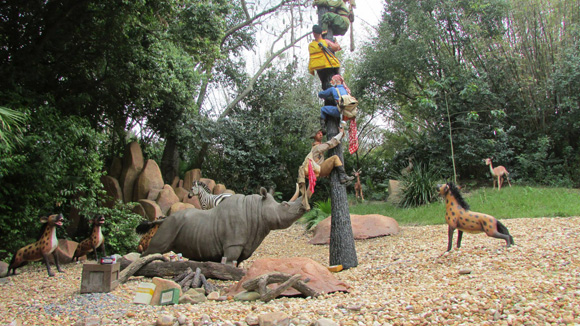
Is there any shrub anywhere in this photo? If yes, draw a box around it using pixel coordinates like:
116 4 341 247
298 198 332 230
399 164 441 208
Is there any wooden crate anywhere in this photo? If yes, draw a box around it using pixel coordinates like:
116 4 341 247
80 262 120 293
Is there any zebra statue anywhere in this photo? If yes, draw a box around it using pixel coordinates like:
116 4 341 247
188 180 232 210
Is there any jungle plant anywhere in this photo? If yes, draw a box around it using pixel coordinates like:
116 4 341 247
398 163 442 208
298 198 332 230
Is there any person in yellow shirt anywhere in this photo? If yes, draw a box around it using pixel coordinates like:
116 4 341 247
308 25 341 91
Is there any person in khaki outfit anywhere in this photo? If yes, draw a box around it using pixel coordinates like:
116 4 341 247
297 127 354 210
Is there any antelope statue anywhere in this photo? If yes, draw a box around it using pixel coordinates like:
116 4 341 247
6 213 65 277
401 156 414 176
484 158 511 191
73 215 106 262
353 169 364 201
438 183 514 253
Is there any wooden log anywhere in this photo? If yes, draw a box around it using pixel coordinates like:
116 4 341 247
173 267 193 283
119 257 244 281
200 274 216 294
117 253 166 284
242 272 320 302
179 269 197 288
191 268 202 289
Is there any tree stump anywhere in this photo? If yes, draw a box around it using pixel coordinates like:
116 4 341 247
242 272 319 302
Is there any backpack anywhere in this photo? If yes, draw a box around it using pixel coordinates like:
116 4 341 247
335 87 358 119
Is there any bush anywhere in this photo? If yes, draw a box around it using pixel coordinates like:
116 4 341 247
298 198 331 230
398 164 442 208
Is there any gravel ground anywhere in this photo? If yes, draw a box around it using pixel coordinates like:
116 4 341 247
1 216 579 326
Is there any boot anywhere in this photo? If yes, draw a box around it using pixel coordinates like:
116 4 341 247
320 118 327 135
337 166 354 185
299 183 311 211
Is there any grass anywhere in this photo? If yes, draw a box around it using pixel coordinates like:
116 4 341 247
348 186 580 226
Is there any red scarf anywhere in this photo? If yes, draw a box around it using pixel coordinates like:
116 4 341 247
348 118 359 154
308 159 317 194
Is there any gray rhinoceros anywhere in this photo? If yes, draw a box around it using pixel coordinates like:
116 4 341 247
142 188 306 264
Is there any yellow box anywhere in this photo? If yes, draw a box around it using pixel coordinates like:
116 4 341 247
133 282 156 305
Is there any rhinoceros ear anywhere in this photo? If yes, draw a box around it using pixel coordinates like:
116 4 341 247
260 187 268 199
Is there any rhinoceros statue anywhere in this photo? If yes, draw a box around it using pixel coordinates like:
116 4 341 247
142 187 306 264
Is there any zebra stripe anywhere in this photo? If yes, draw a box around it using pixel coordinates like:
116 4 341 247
190 181 232 210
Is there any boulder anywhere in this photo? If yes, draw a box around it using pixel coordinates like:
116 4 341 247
309 214 400 245
132 204 147 220
133 160 164 202
183 169 202 191
170 176 180 190
0 261 8 277
174 187 189 202
100 175 122 209
150 277 182 305
182 193 202 209
138 199 164 221
167 202 196 215
224 189 236 195
259 312 290 326
227 257 349 297
47 239 79 264
387 179 402 204
147 188 162 201
213 184 226 195
108 157 123 181
119 141 144 203
155 185 179 215
199 178 216 193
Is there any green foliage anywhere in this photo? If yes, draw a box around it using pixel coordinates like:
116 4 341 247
298 199 332 230
0 106 26 151
398 164 442 208
349 186 580 226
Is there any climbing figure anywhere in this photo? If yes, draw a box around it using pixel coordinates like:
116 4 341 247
7 213 65 277
297 126 354 211
484 158 511 191
313 0 355 41
317 74 352 133
438 183 514 253
73 214 107 262
136 215 166 254
188 180 232 210
308 25 341 91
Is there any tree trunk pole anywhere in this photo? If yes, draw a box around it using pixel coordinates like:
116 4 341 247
326 117 358 269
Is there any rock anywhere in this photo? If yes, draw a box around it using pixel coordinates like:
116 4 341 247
313 318 339 326
227 257 350 297
122 252 141 263
207 291 221 300
199 178 216 193
108 157 123 180
233 291 261 301
199 314 212 325
179 291 207 304
213 184 226 195
387 179 401 203
258 312 289 326
182 191 202 209
151 277 182 305
183 169 202 191
459 268 472 275
147 188 162 201
138 199 164 221
0 261 8 277
174 186 190 202
100 175 122 209
156 314 175 326
168 202 196 215
309 214 400 245
119 141 144 203
155 184 180 215
133 159 165 202
47 239 79 264
81 316 101 326
245 315 259 326
224 189 236 195
177 314 187 325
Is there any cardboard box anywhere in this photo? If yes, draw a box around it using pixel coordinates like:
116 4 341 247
133 282 156 305
159 288 180 305
80 262 120 293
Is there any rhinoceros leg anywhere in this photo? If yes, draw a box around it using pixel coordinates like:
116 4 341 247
223 245 244 265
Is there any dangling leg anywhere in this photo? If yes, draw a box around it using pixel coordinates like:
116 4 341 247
299 182 310 211
491 231 512 248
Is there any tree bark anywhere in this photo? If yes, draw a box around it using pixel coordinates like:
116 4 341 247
160 133 180 184
326 117 358 269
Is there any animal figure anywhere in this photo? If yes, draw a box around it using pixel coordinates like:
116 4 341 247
188 180 233 210
484 158 511 191
438 183 514 252
143 188 307 264
73 215 106 261
401 156 414 175
136 216 166 253
353 169 364 201
7 213 65 277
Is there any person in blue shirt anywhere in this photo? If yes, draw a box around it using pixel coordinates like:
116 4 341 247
318 74 351 134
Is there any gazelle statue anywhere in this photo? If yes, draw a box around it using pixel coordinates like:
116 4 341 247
401 156 414 176
353 169 364 201
484 158 511 191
